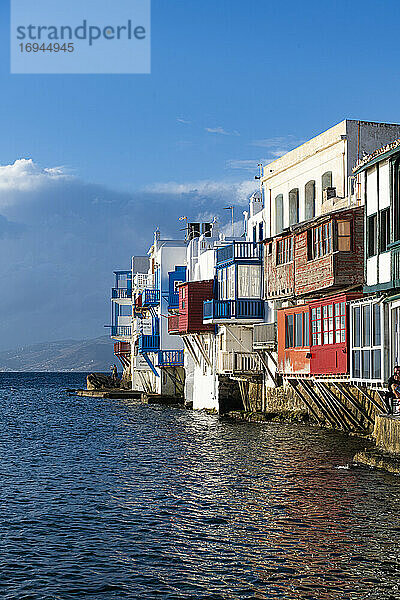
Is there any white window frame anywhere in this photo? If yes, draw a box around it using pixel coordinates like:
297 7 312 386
350 298 385 384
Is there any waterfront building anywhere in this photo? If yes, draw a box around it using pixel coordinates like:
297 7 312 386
348 139 400 388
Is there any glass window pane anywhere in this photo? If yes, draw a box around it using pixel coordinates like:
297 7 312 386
372 349 381 379
353 350 360 378
353 307 360 347
295 313 303 347
304 313 310 346
373 304 381 347
362 350 371 379
285 315 294 348
363 305 371 347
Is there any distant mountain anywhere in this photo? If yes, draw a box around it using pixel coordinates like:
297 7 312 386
0 336 116 372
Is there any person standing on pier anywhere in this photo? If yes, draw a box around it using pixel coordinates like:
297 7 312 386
385 366 400 414
111 364 118 387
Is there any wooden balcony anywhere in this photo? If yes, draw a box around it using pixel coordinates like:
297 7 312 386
203 299 264 322
141 289 160 307
138 334 160 353
219 352 262 374
158 350 184 367
111 326 132 338
168 314 180 334
111 288 132 300
216 241 262 267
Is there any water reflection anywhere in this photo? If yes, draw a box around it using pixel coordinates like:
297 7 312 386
0 373 399 599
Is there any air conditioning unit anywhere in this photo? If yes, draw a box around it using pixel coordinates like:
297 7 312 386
322 187 337 202
253 323 277 349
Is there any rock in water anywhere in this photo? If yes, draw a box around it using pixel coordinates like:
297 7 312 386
87 373 116 390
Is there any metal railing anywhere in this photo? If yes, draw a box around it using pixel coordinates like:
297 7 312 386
203 299 264 320
112 288 132 299
141 289 160 306
158 350 184 367
168 314 180 333
253 323 277 349
216 242 261 266
111 326 132 338
138 334 160 352
219 352 262 374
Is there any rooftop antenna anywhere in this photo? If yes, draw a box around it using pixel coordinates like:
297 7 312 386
178 216 188 240
255 163 263 194
224 206 234 237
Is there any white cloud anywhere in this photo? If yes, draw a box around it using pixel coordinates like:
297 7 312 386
0 159 70 207
176 117 191 124
147 178 256 205
205 126 240 136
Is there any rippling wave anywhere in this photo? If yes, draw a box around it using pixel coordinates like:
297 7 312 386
0 372 399 599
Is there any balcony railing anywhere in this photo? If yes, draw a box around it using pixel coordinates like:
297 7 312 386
111 326 132 338
392 247 400 286
216 242 261 266
219 352 262 374
253 323 277 349
114 342 131 355
158 350 184 367
138 334 160 352
112 288 132 299
168 291 179 309
168 314 180 334
203 299 264 321
141 289 160 307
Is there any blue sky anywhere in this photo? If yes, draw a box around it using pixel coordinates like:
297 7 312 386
0 0 400 349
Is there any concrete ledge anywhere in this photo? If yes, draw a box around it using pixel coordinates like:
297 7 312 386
373 415 400 455
354 449 400 475
223 410 309 423
74 389 142 399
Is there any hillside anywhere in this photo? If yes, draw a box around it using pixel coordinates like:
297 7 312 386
0 336 116 372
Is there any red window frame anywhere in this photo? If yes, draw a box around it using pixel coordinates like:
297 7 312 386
311 301 346 347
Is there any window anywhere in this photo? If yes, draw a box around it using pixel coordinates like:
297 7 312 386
268 243 272 255
305 181 316 220
353 350 361 378
323 304 334 345
367 214 377 257
253 225 257 244
285 314 294 348
303 313 310 346
380 208 390 253
337 220 352 251
218 265 235 300
351 301 383 381
322 171 333 190
308 222 332 260
311 307 322 345
289 189 299 226
275 194 284 234
363 304 371 346
237 264 261 298
277 237 293 265
311 301 346 347
259 221 264 242
353 306 360 347
286 310 309 348
395 158 400 242
295 313 303 346
373 303 381 346
335 302 346 343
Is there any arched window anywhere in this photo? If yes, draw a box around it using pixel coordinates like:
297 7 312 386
322 171 333 190
305 180 315 220
275 194 284 234
289 188 299 226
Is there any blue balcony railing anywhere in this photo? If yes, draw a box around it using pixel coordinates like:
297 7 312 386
216 242 262 267
111 325 132 337
168 291 179 309
203 299 264 320
138 334 160 353
158 350 184 367
112 288 132 299
141 289 160 307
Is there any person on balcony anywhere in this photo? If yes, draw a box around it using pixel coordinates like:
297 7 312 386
385 366 400 414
